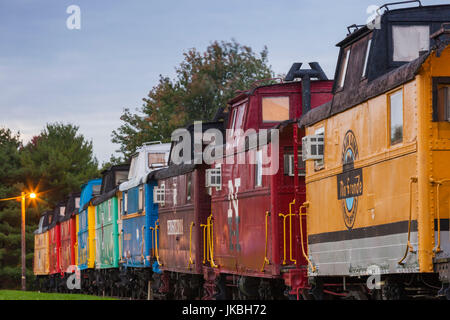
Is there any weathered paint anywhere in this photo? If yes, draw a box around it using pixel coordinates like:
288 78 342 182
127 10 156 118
33 231 49 275
304 46 450 276
121 181 158 268
77 179 101 270
48 224 61 275
209 81 333 282
60 218 76 273
158 169 210 275
95 197 120 269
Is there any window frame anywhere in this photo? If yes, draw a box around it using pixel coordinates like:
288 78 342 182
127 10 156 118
337 47 351 91
186 173 192 202
123 192 128 215
388 88 404 147
148 152 166 168
361 38 372 80
432 77 450 122
261 96 291 124
138 186 145 212
255 149 263 187
389 23 430 67
314 127 325 171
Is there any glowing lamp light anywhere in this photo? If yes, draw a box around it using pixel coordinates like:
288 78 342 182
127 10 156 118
29 193 36 199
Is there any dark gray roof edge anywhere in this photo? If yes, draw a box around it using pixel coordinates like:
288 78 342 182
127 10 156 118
299 52 430 128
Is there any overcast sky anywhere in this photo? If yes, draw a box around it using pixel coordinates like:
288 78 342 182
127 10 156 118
0 0 445 164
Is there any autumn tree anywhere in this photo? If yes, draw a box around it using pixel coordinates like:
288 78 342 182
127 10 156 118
112 39 274 158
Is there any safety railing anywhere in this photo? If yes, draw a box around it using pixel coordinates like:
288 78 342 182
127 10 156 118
187 221 195 269
276 199 316 272
398 177 418 265
201 214 218 268
278 200 297 265
261 211 271 272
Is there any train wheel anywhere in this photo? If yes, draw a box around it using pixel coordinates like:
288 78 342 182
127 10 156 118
382 279 406 300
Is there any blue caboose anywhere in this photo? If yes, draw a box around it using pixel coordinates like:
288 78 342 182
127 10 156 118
118 142 170 298
76 178 102 293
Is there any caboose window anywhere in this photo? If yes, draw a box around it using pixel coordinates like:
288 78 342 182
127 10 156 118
123 192 128 214
362 39 372 79
186 174 192 201
389 90 403 145
337 48 350 89
436 84 450 121
148 153 166 168
255 149 263 187
115 171 128 186
262 97 289 122
138 186 144 211
392 25 429 62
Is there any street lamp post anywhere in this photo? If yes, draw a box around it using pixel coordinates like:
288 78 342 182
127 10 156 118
21 192 26 291
0 191 36 291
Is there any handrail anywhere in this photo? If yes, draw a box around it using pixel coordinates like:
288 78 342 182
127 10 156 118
207 215 218 268
119 229 123 261
187 221 194 268
398 177 418 265
299 202 316 272
278 213 288 265
200 223 208 264
288 200 297 264
154 220 162 266
150 226 155 258
141 225 145 263
278 199 297 265
432 179 450 253
261 211 271 272
378 0 422 13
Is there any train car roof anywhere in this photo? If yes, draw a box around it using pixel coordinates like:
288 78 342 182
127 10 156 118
147 121 224 180
60 192 81 222
300 2 450 127
92 164 130 205
119 142 171 191
79 178 102 213
34 210 52 234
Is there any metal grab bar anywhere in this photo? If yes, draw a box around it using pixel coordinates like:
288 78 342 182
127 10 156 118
279 199 297 265
154 220 161 266
299 202 316 272
187 222 194 268
200 223 208 264
141 225 145 262
261 211 271 272
432 179 450 253
398 177 418 265
206 215 218 268
150 226 155 258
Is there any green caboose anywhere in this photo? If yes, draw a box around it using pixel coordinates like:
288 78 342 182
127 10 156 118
92 164 129 295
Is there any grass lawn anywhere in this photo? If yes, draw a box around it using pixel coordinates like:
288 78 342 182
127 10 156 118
0 290 117 300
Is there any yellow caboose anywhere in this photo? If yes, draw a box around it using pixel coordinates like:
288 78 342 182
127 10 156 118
33 211 50 290
300 3 450 299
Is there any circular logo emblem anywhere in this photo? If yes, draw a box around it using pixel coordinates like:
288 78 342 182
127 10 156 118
340 130 360 230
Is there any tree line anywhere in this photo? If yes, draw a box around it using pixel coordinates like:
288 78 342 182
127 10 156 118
0 39 273 289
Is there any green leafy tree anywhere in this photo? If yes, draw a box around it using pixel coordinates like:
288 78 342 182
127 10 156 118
112 39 274 158
21 123 100 206
0 128 35 289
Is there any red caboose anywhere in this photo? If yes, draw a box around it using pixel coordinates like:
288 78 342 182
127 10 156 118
48 201 64 291
59 193 80 289
204 63 333 299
